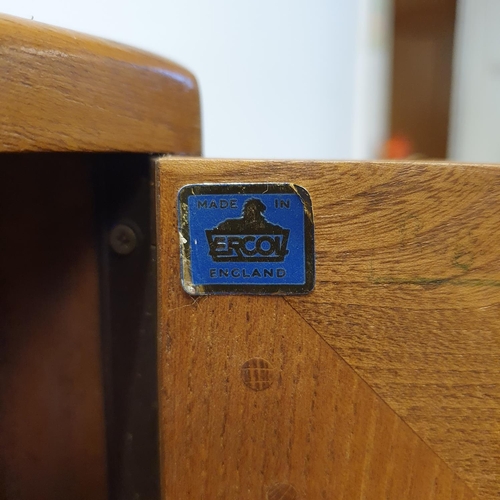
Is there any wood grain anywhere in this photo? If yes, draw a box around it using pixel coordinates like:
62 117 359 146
157 158 488 499
0 15 201 154
0 155 107 500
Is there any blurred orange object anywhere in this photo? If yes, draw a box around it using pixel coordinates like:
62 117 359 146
383 134 413 159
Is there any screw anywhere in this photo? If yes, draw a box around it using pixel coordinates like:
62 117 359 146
109 223 137 255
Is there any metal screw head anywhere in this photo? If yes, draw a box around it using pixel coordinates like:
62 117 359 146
109 224 137 255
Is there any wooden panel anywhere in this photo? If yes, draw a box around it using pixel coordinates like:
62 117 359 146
156 158 496 499
390 0 456 158
0 15 200 154
0 155 107 500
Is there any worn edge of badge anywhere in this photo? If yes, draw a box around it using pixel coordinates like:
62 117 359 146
177 183 315 296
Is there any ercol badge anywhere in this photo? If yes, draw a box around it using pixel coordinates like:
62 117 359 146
178 183 314 295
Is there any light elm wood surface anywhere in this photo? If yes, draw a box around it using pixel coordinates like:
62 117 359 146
0 15 201 154
156 158 496 499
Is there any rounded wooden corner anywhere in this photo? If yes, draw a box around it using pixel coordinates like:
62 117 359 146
0 14 201 154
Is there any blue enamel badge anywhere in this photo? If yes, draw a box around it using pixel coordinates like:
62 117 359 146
178 183 314 295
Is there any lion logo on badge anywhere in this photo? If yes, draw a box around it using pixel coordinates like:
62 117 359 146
206 198 290 262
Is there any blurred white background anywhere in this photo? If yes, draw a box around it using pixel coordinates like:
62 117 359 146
0 0 393 159
449 0 500 162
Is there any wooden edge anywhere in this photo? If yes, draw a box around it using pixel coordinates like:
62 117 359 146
0 14 201 154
